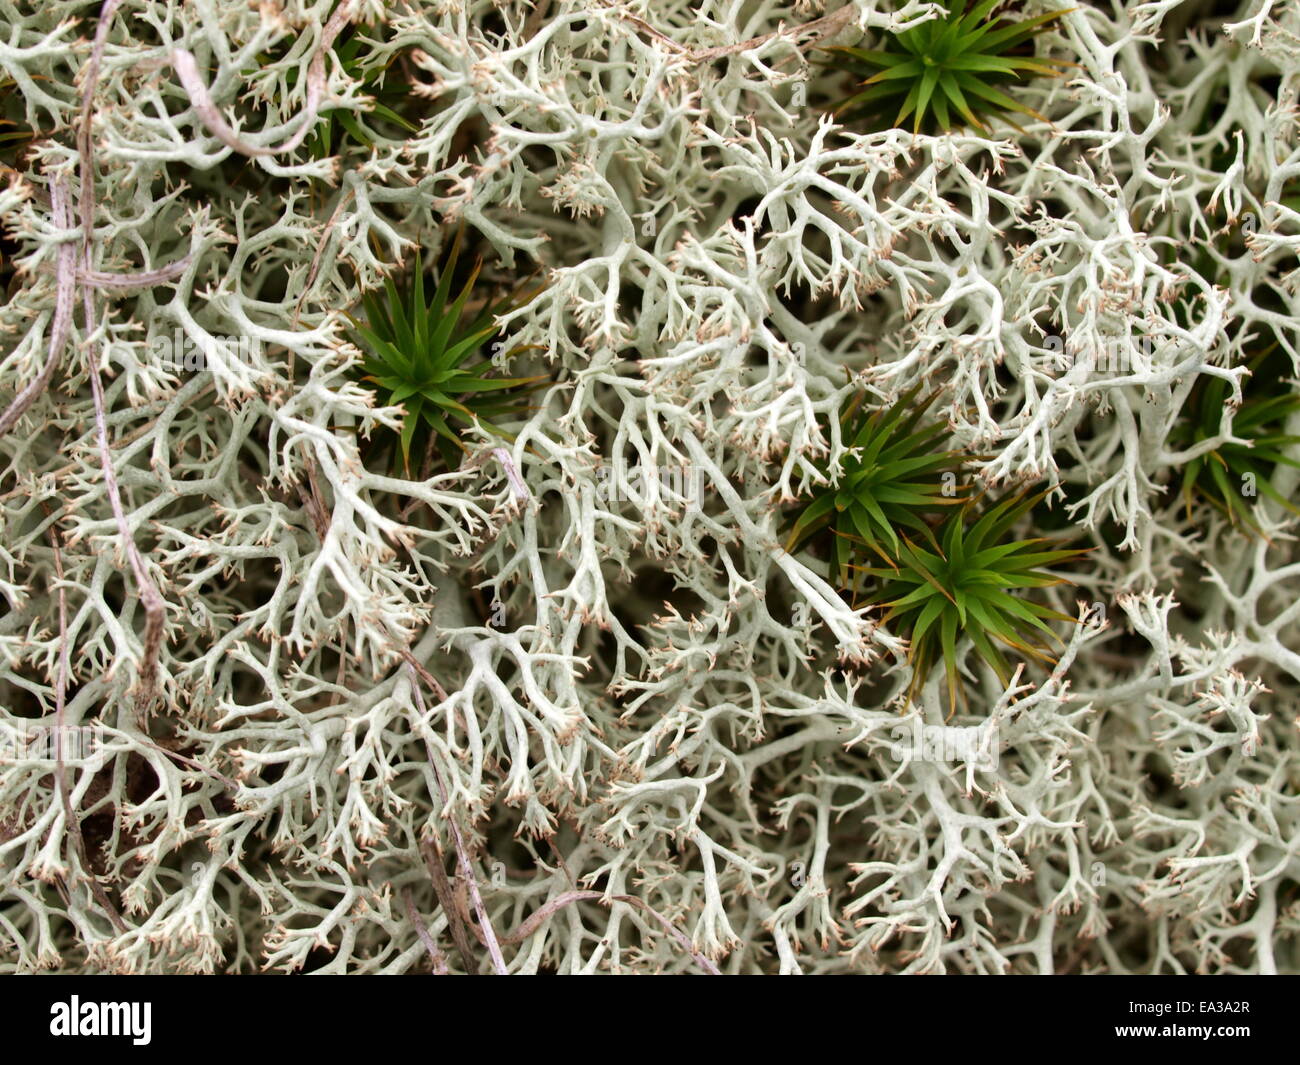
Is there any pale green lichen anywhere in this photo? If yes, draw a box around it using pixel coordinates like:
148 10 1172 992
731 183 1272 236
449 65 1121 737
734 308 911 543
0 0 1298 974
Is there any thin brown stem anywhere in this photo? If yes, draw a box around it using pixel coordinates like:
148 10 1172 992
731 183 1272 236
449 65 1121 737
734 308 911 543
78 0 167 716
406 662 508 974
419 835 479 974
43 504 128 933
402 885 449 974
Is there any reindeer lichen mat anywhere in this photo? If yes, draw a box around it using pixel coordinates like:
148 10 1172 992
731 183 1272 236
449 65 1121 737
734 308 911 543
0 0 1297 977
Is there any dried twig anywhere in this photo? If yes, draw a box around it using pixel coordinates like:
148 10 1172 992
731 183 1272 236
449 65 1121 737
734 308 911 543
418 835 479 975
406 661 508 974
401 649 449 702
77 256 192 289
44 505 128 934
133 736 240 792
171 0 356 158
495 889 722 975
78 0 167 714
402 885 449 974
